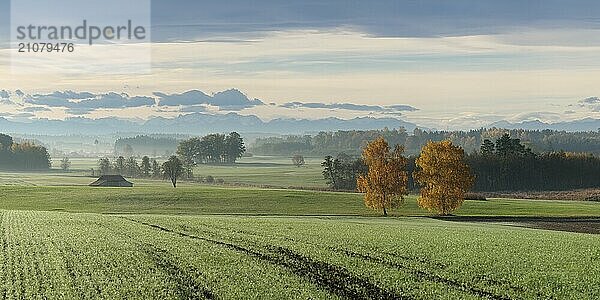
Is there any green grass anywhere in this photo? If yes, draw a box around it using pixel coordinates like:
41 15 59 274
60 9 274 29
1 210 599 299
1 185 600 217
191 157 326 188
2 156 600 299
47 155 327 188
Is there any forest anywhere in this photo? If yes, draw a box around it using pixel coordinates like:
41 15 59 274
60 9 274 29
176 132 246 165
252 128 600 156
320 133 600 192
0 134 51 170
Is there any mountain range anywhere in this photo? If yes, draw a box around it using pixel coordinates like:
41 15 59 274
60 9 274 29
1 113 598 136
0 113 418 136
488 118 600 132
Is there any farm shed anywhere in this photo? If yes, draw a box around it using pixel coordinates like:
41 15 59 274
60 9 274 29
89 175 134 187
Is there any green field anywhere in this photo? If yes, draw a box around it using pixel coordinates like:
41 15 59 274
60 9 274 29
2 209 600 299
48 156 327 188
2 157 600 299
2 185 600 217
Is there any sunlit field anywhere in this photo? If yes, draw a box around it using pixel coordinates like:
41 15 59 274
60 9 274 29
1 209 599 299
0 155 597 299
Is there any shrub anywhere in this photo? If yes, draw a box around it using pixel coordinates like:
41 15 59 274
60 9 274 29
585 195 600 202
464 193 487 201
216 178 225 184
205 175 215 184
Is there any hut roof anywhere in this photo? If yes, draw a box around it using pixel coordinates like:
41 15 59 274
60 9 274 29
89 175 134 187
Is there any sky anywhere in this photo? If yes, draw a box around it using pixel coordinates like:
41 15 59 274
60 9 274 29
1 0 600 130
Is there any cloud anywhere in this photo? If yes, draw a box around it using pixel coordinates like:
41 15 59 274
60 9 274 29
77 93 155 109
0 90 14 105
578 96 600 112
179 105 209 113
11 113 35 119
27 91 96 107
22 106 52 113
0 99 13 105
154 90 211 106
150 0 600 41
280 101 418 113
386 105 419 112
66 108 95 116
156 88 264 110
25 91 156 111
581 97 600 104
509 111 563 123
281 102 384 111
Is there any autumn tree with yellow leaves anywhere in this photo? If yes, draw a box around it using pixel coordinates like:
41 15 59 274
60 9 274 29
414 140 474 216
357 137 409 216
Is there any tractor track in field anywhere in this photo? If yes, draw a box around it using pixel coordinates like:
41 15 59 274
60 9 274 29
184 222 528 300
124 217 408 300
93 221 218 300
142 244 217 300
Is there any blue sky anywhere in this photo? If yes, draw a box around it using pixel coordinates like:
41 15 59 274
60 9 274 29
1 0 600 129
149 0 600 39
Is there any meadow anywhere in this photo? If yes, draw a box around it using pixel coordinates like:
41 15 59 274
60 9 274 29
49 156 328 189
1 209 599 299
0 156 597 299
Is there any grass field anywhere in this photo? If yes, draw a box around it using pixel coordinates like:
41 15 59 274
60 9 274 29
1 209 599 299
2 156 600 299
2 185 600 217
48 156 327 188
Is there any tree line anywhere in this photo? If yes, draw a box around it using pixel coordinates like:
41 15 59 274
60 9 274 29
98 155 190 188
321 133 600 192
467 134 600 191
253 128 600 156
98 156 162 179
0 133 51 170
176 132 246 167
100 132 247 187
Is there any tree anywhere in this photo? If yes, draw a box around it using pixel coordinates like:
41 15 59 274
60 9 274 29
99 158 111 175
0 134 13 149
202 134 226 163
414 140 474 216
321 156 337 189
224 132 246 163
114 156 125 175
181 158 194 179
151 159 161 178
140 156 151 177
162 156 184 188
480 139 495 155
291 154 305 167
124 157 140 178
0 134 50 170
321 154 367 190
177 137 201 165
60 157 71 171
356 137 409 216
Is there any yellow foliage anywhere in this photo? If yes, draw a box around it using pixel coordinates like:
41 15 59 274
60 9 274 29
357 137 409 216
414 140 474 216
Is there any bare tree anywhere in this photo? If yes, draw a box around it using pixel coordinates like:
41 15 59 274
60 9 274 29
162 156 184 188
